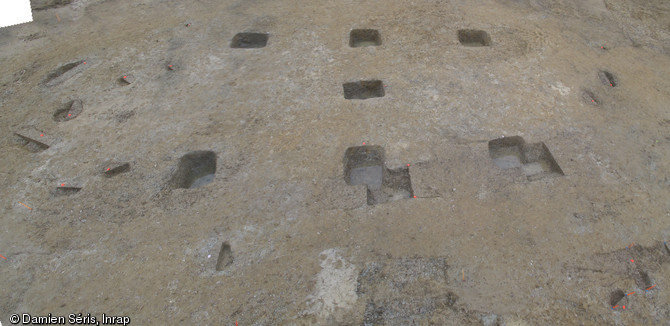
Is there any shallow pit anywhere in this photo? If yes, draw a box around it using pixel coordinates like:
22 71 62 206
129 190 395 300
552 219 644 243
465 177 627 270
367 166 414 205
598 70 617 87
55 186 81 196
104 163 131 178
635 269 652 289
489 136 563 181
344 145 385 190
458 29 491 47
521 142 564 181
230 33 269 48
216 242 233 271
53 100 84 122
343 145 413 205
14 129 51 152
350 29 381 47
488 136 526 169
343 80 385 100
609 289 625 306
44 60 85 86
169 151 216 189
581 90 599 105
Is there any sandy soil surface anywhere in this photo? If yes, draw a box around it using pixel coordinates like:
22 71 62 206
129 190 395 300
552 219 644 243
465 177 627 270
1 0 670 325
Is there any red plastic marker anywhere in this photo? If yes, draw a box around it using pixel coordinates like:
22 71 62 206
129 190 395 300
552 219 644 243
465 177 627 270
407 164 410 167
362 142 366 145
60 183 65 187
40 134 44 137
106 168 111 171
622 305 626 310
413 196 417 198
83 62 87 64
0 254 6 259
631 259 635 263
123 76 127 79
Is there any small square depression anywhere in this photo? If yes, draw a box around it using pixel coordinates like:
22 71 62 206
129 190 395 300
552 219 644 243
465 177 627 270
231 33 268 48
343 145 414 205
344 145 385 190
169 151 217 189
343 80 385 100
488 136 526 169
458 29 491 47
520 142 564 181
350 29 381 47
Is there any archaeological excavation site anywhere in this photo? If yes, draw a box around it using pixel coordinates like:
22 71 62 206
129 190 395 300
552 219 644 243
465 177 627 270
1 0 670 324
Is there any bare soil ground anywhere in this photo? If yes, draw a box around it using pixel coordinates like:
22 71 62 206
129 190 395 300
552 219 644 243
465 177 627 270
1 0 670 325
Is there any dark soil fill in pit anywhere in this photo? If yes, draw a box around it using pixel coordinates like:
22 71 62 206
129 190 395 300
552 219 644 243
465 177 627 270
343 80 385 99
104 163 131 178
598 70 617 87
489 136 564 181
350 29 381 47
458 29 491 47
169 151 216 189
53 100 84 122
43 60 85 87
230 33 269 48
216 242 233 271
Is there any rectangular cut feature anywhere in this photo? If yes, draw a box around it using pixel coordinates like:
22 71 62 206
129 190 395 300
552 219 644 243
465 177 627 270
344 145 385 189
343 80 385 99
488 136 526 169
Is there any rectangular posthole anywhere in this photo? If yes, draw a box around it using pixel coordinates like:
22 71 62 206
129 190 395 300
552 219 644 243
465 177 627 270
489 136 563 181
169 151 217 189
350 29 381 47
521 142 564 181
343 80 385 100
367 167 414 205
231 32 268 48
458 29 491 47
55 185 82 196
53 99 83 122
104 163 131 178
344 145 385 190
343 145 414 205
488 136 526 169
216 241 233 271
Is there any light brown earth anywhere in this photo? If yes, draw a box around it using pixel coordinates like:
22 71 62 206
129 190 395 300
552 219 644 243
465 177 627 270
1 0 670 325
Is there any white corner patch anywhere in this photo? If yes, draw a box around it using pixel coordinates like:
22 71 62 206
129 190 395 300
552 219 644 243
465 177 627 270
305 249 358 322
0 0 33 29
